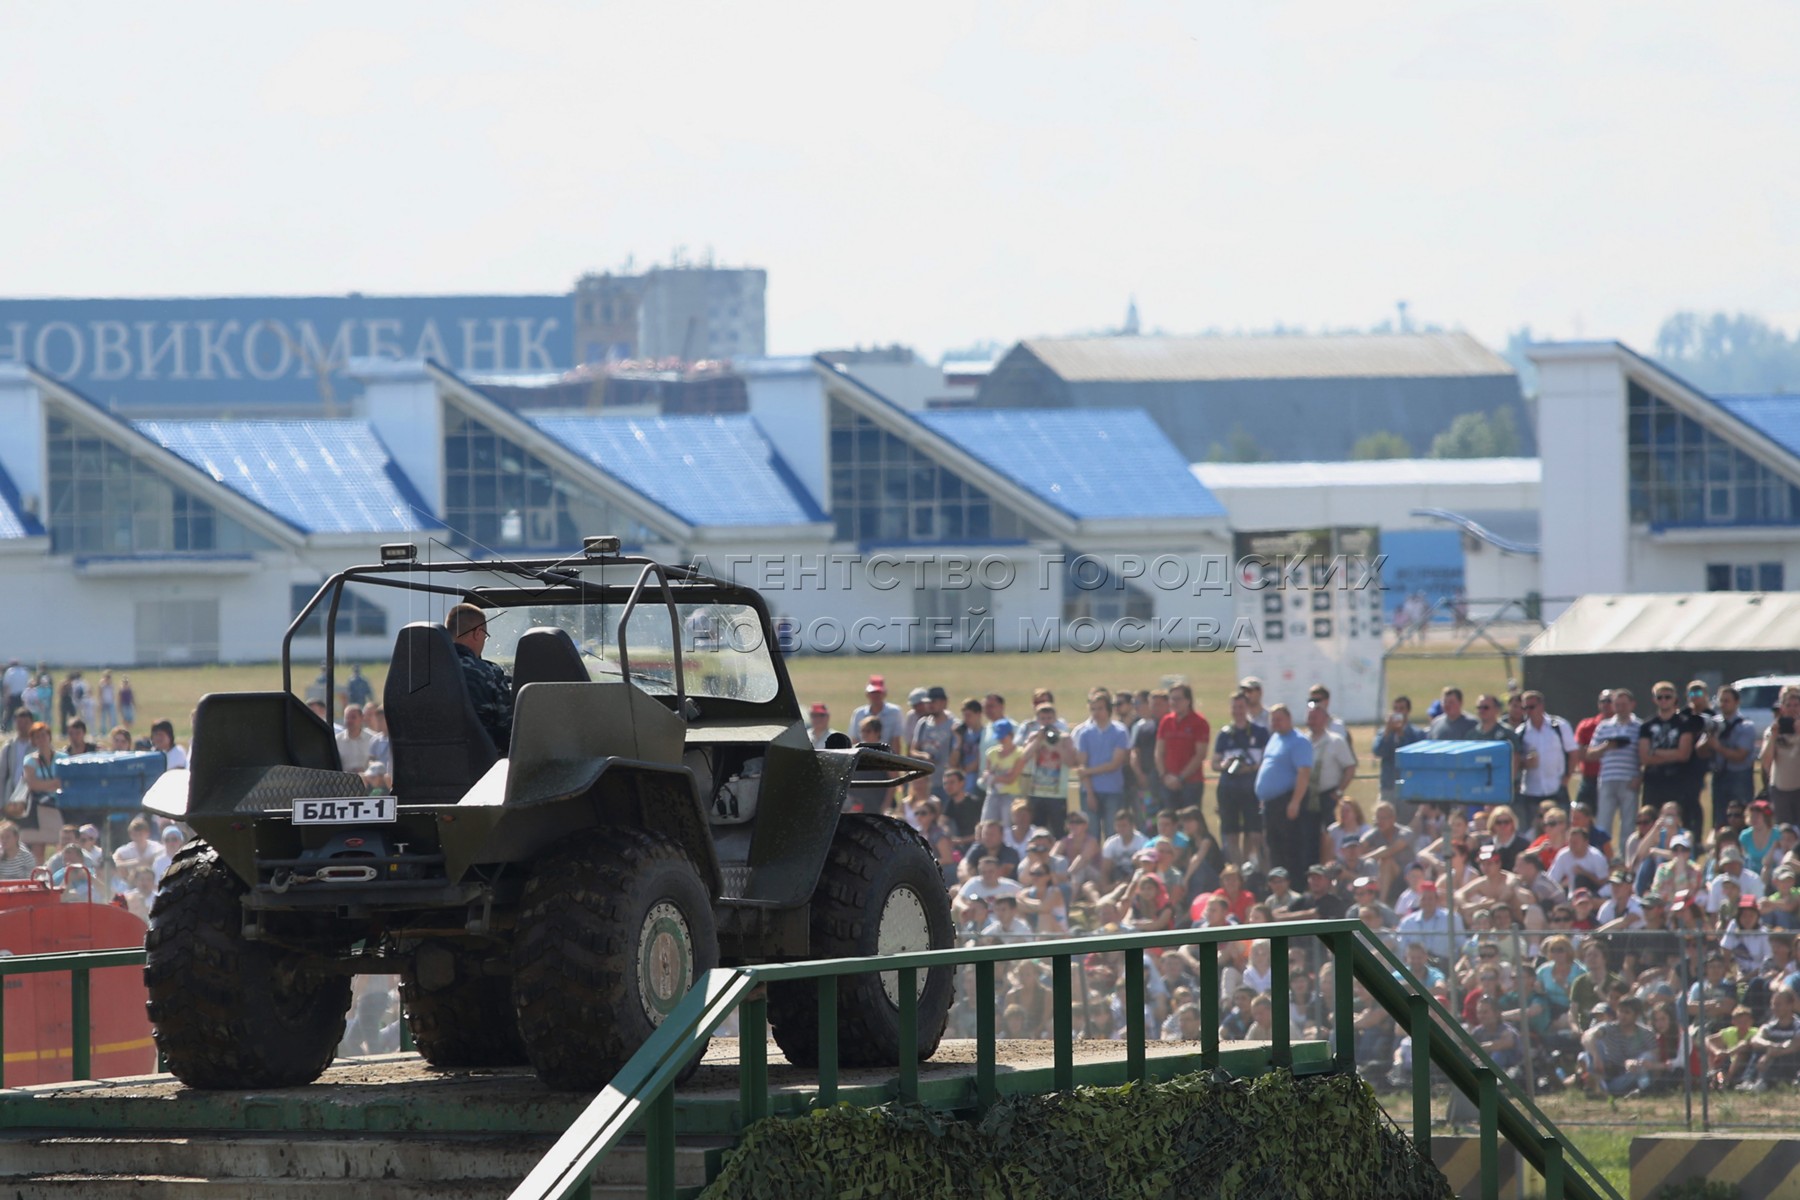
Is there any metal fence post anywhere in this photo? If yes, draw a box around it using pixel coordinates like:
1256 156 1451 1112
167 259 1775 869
71 968 91 1082
975 960 996 1112
1332 932 1355 1071
1052 955 1073 1092
646 1085 675 1200
1409 993 1432 1154
1270 936 1291 1068
1476 1068 1499 1200
897 967 918 1103
738 994 768 1126
816 975 838 1106
1125 950 1146 1082
1199 941 1220 1069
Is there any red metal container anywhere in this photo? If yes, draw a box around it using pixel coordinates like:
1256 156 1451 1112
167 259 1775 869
0 877 154 1086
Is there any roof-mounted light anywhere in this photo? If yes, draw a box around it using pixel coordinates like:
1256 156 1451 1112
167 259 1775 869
380 543 418 563
583 535 622 558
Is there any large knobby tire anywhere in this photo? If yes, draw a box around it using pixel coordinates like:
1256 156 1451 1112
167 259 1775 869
768 814 954 1069
512 829 719 1091
145 842 352 1089
400 939 529 1068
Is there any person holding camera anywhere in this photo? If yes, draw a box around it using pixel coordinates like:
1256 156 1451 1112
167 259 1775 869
1762 685 1800 825
1022 702 1075 839
1372 695 1426 814
1211 690 1270 868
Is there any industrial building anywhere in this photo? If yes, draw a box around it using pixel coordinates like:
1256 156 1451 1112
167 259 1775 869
1531 342 1800 610
0 356 1229 665
978 331 1533 463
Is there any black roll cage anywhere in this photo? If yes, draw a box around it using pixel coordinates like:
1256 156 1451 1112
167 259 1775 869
285 552 747 730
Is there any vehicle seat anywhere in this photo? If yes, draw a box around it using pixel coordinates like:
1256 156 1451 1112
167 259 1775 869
384 622 499 802
512 626 590 695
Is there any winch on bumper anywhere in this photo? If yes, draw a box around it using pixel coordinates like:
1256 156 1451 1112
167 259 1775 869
244 823 485 914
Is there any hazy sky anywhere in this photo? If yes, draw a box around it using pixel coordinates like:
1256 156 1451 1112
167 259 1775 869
3 2 1796 359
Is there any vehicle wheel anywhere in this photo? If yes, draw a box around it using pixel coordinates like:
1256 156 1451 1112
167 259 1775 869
512 828 718 1091
768 814 954 1069
145 841 351 1089
400 939 529 1068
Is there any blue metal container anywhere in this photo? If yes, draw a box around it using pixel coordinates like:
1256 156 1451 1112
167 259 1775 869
1396 741 1513 806
53 751 168 815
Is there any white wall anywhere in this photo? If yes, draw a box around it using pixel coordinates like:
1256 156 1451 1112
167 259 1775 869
743 372 829 512
833 361 955 412
350 361 444 516
1623 531 1800 594
1202 472 1540 533
1533 348 1631 601
1462 543 1542 614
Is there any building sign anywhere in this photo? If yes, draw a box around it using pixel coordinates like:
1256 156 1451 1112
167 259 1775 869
1232 527 1385 722
0 295 575 411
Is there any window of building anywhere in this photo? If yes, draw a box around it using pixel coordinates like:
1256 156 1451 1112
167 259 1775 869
289 584 390 639
1628 382 1800 526
442 409 658 551
46 417 269 555
1705 562 1786 592
1062 556 1157 625
828 399 1041 545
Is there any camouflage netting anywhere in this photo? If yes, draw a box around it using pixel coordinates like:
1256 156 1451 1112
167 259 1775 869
699 1068 1453 1200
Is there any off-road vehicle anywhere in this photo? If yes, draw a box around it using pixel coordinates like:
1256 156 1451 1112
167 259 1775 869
142 540 953 1091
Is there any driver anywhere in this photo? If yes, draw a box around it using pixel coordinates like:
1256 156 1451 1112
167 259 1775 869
446 604 514 752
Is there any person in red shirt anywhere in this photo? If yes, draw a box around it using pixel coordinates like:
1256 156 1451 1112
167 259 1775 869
1155 684 1210 811
1573 689 1613 821
1200 862 1257 924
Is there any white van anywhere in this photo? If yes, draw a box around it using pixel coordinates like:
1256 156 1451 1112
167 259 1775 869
1731 675 1800 743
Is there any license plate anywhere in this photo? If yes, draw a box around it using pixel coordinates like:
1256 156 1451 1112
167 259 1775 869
292 796 397 824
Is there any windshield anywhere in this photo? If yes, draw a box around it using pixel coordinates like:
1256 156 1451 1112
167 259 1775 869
481 600 780 704
1737 685 1787 710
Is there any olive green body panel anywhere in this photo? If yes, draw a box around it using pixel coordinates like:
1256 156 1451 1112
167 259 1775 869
150 692 358 887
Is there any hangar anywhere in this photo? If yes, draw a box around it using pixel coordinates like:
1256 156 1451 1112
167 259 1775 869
1520 592 1800 721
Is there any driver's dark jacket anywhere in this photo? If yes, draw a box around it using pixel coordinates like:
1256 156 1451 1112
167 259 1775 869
454 643 514 752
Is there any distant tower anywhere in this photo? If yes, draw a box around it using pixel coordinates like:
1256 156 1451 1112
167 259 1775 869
1123 296 1140 337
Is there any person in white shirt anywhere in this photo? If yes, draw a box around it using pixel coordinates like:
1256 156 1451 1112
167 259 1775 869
1394 881 1465 953
1 661 28 716
1100 810 1147 885
980 894 1034 940
849 675 905 752
1708 847 1766 914
806 703 841 750
1594 871 1645 931
1517 691 1579 817
153 826 185 877
955 855 1023 923
150 720 188 770
1548 826 1610 893
335 704 377 775
1239 677 1270 729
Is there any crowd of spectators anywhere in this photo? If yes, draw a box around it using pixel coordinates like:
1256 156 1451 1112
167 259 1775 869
1 663 189 913
823 671 1800 1100
13 651 1800 1097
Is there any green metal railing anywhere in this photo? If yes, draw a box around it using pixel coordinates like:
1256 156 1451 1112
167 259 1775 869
0 947 147 1086
510 919 1622 1200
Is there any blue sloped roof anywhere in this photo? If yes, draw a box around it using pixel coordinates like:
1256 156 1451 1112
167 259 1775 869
1714 395 1800 461
134 420 435 534
915 408 1227 520
529 413 826 528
